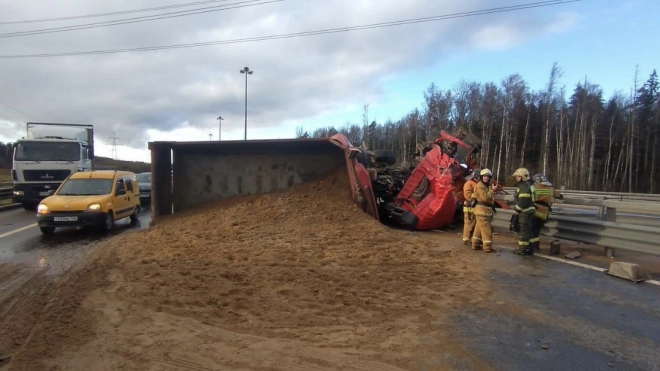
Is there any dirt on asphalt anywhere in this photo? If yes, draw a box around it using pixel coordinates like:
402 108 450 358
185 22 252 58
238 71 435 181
0 166 495 371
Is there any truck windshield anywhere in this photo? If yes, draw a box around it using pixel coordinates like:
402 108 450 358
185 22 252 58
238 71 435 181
57 179 113 196
14 141 80 161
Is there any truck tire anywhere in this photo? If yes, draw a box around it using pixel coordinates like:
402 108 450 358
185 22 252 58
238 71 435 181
374 149 397 166
39 226 55 234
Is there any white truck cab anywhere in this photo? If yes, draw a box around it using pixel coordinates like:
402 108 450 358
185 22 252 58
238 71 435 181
12 123 94 210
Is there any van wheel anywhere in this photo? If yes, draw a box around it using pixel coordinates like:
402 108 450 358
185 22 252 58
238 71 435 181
103 212 115 232
40 226 55 235
130 206 140 223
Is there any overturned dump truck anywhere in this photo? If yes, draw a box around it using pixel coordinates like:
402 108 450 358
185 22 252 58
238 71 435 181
148 128 502 230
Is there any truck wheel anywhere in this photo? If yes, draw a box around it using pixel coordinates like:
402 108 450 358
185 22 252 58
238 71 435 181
374 149 397 166
40 226 55 235
103 212 115 232
130 206 140 224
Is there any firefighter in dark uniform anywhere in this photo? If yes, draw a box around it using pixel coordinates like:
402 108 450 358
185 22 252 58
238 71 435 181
512 168 537 255
530 173 563 252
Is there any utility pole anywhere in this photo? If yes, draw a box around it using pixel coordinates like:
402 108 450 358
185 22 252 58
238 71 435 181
239 66 253 140
109 131 122 160
209 133 213 141
217 116 224 141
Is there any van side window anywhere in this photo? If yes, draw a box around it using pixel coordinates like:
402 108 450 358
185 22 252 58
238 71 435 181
116 178 125 193
124 177 134 193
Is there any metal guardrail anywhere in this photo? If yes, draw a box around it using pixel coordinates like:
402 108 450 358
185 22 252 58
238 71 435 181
492 209 659 257
0 187 13 201
502 187 660 202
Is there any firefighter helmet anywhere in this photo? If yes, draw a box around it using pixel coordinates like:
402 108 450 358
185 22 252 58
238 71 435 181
480 168 493 177
512 168 530 181
472 169 481 180
532 173 547 183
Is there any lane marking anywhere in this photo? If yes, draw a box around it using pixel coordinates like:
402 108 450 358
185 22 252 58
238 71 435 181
0 223 37 239
495 244 660 286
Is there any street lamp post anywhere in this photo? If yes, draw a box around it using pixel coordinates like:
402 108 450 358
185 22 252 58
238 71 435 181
217 116 224 141
239 66 253 141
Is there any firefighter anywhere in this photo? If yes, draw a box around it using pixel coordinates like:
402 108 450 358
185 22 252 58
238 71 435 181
453 164 469 224
461 168 480 245
512 168 537 255
471 168 497 253
531 173 564 252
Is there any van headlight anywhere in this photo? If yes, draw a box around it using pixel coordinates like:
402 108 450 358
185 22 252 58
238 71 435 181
37 204 49 214
87 203 102 211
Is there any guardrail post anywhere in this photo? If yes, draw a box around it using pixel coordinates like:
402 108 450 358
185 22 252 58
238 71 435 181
597 206 617 258
597 206 617 222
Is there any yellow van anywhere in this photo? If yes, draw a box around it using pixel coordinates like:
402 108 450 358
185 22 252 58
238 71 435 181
36 170 142 234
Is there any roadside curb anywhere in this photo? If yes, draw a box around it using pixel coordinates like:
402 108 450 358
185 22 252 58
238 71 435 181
0 203 21 212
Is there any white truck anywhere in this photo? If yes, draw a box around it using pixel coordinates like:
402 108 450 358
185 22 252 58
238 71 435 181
12 122 94 210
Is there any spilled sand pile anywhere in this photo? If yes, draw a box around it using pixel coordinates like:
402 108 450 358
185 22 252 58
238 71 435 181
4 166 493 370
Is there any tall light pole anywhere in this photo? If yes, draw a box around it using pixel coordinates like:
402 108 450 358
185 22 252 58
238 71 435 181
217 116 224 141
239 66 253 141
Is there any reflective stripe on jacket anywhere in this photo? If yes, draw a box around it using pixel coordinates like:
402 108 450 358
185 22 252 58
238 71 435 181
473 181 494 217
514 180 537 214
534 183 563 219
463 179 477 213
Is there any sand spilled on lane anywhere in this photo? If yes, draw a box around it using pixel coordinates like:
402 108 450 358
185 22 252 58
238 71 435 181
5 166 493 371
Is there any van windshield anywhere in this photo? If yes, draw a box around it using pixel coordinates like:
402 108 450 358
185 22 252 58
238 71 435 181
136 173 151 182
57 179 113 196
14 141 80 162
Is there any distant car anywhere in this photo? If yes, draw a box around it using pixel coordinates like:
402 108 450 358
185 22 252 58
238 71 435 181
36 170 141 234
136 172 151 203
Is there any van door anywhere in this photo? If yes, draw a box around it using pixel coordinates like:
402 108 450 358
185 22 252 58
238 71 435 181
124 176 139 208
112 178 132 219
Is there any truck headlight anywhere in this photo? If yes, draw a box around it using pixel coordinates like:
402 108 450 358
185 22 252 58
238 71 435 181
87 203 102 211
37 204 49 214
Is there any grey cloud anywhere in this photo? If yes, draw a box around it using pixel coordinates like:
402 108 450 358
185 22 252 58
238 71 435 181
0 0 575 149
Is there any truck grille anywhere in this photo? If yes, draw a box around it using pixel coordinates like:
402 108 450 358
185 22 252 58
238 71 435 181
23 169 71 181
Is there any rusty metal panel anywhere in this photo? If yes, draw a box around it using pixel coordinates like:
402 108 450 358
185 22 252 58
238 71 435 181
149 143 172 219
158 139 345 212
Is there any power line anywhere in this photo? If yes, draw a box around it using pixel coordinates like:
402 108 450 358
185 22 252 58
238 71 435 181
0 0 244 25
0 0 583 59
0 99 33 119
0 0 283 39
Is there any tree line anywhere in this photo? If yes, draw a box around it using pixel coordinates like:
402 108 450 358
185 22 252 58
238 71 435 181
296 63 659 193
0 142 149 174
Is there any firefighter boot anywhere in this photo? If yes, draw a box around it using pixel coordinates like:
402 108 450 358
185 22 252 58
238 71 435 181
483 244 496 253
513 248 533 256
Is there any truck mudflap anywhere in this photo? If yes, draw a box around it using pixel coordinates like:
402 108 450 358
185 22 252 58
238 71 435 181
329 134 379 221
391 145 457 230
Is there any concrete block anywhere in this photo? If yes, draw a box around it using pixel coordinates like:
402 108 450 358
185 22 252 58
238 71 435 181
564 251 581 259
605 262 647 282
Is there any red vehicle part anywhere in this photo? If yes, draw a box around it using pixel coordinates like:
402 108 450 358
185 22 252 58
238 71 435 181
329 134 379 220
390 143 460 230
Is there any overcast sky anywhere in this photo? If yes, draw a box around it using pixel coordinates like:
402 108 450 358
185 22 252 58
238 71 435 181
0 0 657 163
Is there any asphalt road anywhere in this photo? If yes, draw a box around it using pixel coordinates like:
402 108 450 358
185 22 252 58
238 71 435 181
1 205 659 370
437 242 660 371
0 205 150 275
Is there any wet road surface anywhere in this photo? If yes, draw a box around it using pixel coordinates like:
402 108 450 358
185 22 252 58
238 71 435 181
440 242 660 371
0 206 150 275
1 206 659 370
